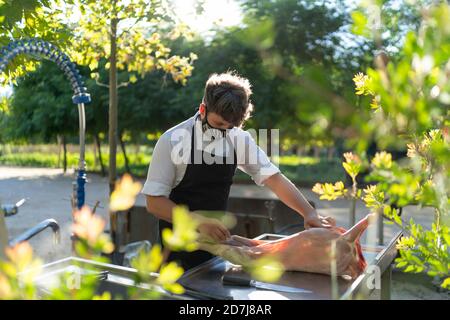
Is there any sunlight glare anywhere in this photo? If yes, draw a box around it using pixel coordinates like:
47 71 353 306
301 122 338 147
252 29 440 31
173 0 242 35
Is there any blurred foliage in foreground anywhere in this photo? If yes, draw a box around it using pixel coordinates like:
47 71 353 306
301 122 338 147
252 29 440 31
314 2 449 289
0 174 283 299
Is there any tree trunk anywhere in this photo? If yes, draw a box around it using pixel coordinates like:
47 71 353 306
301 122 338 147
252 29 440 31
95 133 106 177
62 135 67 173
119 132 131 174
93 138 98 168
267 128 272 158
327 147 335 160
57 135 62 167
108 11 118 195
313 146 320 158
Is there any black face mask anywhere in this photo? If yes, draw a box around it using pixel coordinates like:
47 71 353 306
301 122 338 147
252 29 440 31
201 108 232 138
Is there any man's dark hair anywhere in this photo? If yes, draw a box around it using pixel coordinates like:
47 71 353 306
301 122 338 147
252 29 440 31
203 71 254 127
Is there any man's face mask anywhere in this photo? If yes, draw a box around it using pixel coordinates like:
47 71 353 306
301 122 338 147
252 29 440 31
201 107 233 139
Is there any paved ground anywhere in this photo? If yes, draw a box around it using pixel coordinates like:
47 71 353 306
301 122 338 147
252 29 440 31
0 165 447 300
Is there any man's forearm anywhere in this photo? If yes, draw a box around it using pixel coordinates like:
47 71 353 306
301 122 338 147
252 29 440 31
263 173 317 218
145 195 177 222
145 195 231 241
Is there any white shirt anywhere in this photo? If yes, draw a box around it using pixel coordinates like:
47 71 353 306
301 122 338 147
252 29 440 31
141 112 280 197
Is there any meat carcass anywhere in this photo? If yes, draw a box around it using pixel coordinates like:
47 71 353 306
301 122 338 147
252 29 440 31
199 214 373 279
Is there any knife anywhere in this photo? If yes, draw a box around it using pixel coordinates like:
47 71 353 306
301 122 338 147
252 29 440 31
222 274 312 294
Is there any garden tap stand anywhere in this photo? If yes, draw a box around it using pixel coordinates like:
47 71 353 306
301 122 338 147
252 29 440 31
0 39 91 257
0 39 91 210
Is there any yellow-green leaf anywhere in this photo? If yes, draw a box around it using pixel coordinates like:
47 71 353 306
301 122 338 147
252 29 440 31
249 257 284 283
342 162 354 178
163 282 185 295
351 11 369 37
109 174 142 212
148 244 163 273
129 74 138 83
393 213 402 226
157 262 184 285
441 277 450 289
93 292 112 300
88 59 98 71
162 206 199 252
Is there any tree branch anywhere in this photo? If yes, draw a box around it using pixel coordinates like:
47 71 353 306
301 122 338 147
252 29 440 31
117 81 130 89
118 14 149 37
95 79 109 88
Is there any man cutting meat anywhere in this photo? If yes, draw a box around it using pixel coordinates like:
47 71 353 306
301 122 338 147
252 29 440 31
142 71 336 270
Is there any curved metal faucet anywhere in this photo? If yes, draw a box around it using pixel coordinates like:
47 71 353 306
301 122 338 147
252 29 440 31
0 39 91 209
8 219 61 247
1 199 60 259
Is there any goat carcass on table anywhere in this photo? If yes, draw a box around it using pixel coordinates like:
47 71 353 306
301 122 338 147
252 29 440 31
199 214 373 279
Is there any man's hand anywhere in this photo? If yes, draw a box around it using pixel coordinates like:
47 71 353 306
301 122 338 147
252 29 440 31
304 212 336 229
197 218 231 243
263 173 337 230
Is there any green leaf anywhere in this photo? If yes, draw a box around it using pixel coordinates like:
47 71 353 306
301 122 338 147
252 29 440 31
148 244 163 272
249 257 284 283
351 11 369 37
356 189 362 198
342 162 353 177
88 59 98 71
130 244 163 275
157 261 184 285
441 277 450 289
393 213 402 226
129 74 138 83
162 206 199 252
163 282 185 295
404 265 415 273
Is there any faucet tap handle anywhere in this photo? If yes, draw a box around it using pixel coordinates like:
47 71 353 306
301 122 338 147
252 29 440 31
2 204 19 217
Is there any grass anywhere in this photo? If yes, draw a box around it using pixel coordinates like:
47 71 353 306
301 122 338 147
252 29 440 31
234 158 344 186
0 151 151 171
0 145 345 186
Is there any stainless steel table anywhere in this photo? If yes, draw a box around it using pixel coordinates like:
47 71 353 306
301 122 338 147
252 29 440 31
179 231 402 300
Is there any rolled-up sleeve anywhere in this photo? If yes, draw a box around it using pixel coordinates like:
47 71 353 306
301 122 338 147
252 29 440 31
141 133 175 197
236 131 280 186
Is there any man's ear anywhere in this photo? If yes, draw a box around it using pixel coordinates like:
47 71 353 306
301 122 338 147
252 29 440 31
199 103 206 117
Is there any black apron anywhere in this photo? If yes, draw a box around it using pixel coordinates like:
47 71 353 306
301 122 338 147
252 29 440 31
159 121 237 270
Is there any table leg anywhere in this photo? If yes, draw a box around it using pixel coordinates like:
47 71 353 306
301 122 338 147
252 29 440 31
381 264 392 300
377 209 384 246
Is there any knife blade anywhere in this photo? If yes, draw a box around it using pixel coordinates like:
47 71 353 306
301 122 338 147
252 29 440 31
222 274 312 294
